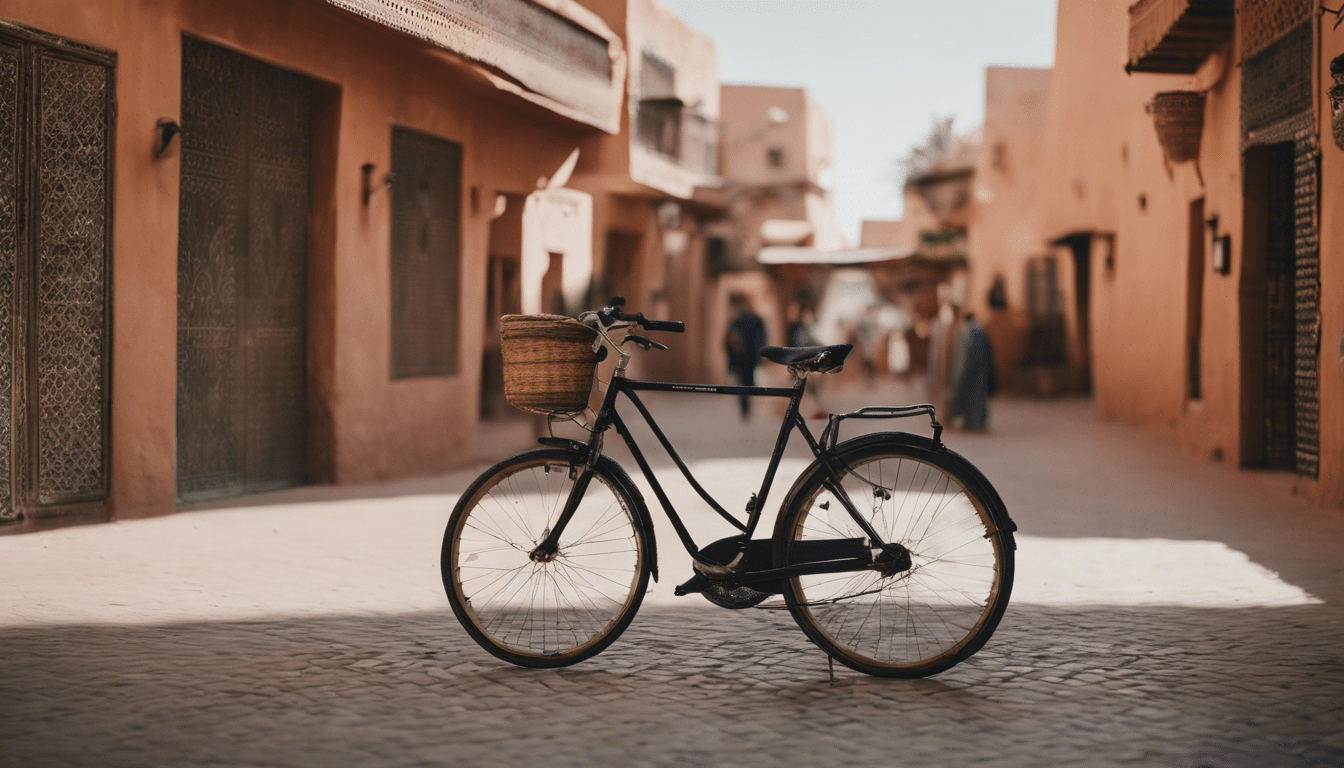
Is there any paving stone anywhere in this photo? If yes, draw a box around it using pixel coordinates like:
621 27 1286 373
3 394 1344 767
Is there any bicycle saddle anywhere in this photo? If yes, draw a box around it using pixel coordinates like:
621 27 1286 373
760 343 853 374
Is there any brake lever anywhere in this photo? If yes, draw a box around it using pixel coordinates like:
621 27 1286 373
624 334 667 351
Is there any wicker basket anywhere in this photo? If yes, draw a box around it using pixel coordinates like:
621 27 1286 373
1150 91 1204 163
500 314 598 415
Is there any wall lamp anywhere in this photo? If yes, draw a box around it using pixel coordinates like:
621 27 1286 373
155 119 179 157
361 163 394 206
1207 214 1231 275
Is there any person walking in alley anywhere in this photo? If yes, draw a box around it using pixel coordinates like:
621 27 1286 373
949 313 995 431
725 292 767 418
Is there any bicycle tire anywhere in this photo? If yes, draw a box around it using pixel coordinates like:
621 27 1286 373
773 435 1014 678
442 448 650 668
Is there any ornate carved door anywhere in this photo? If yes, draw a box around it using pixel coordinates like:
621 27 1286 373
0 24 114 523
177 38 311 503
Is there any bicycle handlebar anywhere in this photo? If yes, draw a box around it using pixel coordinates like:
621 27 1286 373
641 318 685 333
596 297 684 333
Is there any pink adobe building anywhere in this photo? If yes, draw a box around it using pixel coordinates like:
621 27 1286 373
567 0 725 385
860 71 1052 396
0 0 630 528
1039 0 1342 508
704 84 846 380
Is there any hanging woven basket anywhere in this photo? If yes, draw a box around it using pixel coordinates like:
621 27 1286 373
500 314 598 415
1150 91 1205 164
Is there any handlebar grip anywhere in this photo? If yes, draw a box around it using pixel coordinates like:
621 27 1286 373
641 318 685 333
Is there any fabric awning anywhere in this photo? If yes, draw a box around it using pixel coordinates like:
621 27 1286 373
1126 0 1233 74
327 0 624 132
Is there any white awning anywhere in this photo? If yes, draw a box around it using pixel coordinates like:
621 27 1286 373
759 219 814 246
756 246 916 266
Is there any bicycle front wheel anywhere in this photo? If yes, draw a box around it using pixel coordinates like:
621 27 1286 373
775 438 1013 678
442 449 649 668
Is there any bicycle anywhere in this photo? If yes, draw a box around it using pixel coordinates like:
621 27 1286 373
441 299 1017 678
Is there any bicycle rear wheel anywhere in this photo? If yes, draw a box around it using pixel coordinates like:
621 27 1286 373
442 448 649 667
775 438 1013 678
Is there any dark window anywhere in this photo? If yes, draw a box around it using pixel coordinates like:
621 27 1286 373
390 127 462 378
637 99 682 158
767 146 785 167
636 52 680 159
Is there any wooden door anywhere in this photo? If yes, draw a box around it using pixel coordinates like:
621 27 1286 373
177 38 311 502
0 24 114 522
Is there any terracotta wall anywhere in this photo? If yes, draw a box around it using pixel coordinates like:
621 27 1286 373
965 67 1050 389
1046 0 1341 507
1046 1 1246 455
1317 20 1344 507
571 0 722 384
0 0 591 517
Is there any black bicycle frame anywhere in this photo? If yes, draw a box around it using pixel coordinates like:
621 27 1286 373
532 372 891 581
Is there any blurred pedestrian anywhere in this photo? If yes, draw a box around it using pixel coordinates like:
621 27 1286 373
949 313 995 431
926 293 960 417
787 301 830 420
787 302 818 348
724 293 767 418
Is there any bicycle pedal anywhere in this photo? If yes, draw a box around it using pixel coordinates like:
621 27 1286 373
675 574 707 596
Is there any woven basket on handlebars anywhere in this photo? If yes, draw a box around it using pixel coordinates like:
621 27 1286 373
500 314 598 415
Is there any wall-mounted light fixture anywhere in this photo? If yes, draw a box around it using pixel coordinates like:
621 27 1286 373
155 119 179 157
361 163 394 206
1208 214 1231 274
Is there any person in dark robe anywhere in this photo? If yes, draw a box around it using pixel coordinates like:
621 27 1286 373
724 293 767 418
949 313 995 431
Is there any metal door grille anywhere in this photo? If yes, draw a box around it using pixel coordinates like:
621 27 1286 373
1261 143 1296 470
177 38 311 502
0 24 113 522
1241 20 1320 478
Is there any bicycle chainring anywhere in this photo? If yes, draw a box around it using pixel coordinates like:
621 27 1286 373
701 582 771 609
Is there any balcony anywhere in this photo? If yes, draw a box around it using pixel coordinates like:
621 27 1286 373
326 0 622 131
1126 0 1233 74
635 99 720 177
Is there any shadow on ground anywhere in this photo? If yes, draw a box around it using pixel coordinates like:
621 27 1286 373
3 601 1341 767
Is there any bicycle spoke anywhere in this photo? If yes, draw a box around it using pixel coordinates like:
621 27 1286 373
447 454 645 663
785 447 1009 676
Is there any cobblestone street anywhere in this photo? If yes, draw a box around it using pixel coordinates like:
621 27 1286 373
3 386 1343 767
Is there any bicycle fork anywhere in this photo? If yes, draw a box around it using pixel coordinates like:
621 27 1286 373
528 464 594 563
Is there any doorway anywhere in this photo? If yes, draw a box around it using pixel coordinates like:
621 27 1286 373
176 38 313 503
481 193 524 420
1240 142 1296 470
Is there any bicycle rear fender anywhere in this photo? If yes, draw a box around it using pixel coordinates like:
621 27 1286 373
529 439 659 582
771 431 1017 548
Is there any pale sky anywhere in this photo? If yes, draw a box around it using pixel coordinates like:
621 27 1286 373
661 0 1058 244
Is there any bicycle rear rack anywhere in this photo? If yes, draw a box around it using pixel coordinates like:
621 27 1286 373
819 404 944 451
